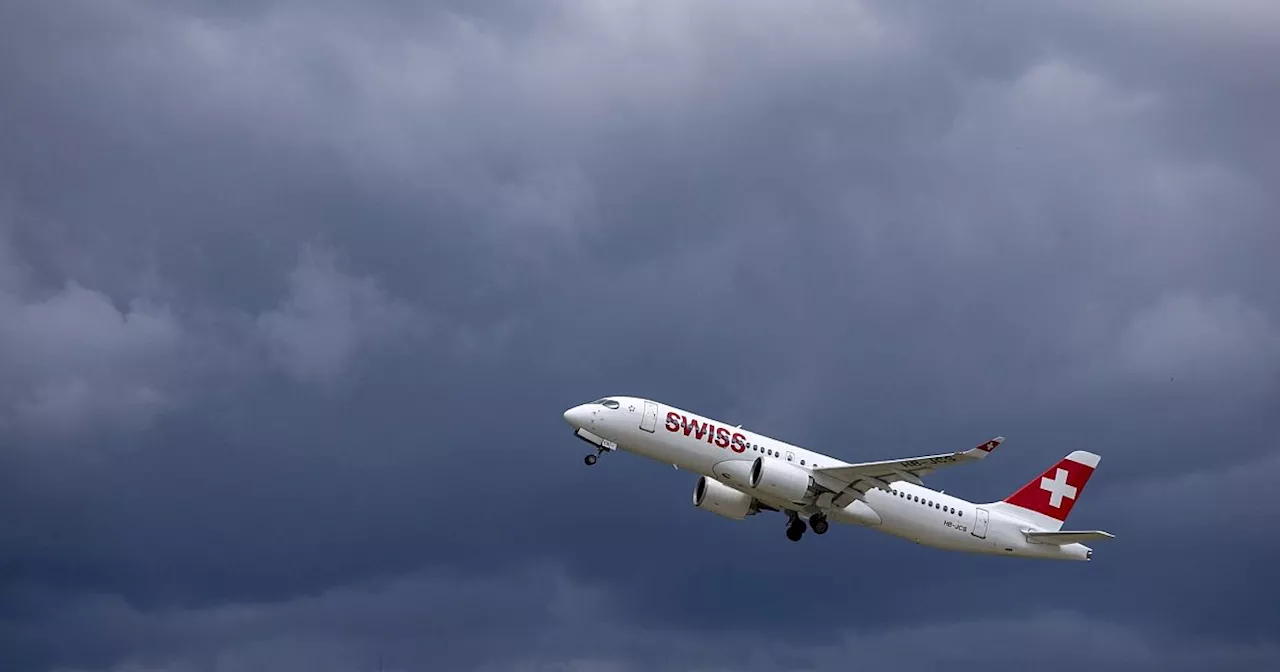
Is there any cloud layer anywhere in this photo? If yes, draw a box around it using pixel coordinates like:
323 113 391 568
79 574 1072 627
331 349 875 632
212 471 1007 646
1 1 1277 670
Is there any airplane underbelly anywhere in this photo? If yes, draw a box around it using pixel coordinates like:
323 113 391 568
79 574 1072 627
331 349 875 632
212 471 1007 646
876 505 964 548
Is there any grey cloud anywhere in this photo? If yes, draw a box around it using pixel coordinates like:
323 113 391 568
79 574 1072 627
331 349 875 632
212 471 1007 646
0 227 186 437
27 567 1280 672
0 236 422 438
256 245 423 386
1113 449 1280 532
1 0 1278 670
2 288 176 436
1112 292 1280 386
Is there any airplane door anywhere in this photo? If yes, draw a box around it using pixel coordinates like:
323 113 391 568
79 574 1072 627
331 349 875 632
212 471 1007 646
640 401 659 433
972 508 989 539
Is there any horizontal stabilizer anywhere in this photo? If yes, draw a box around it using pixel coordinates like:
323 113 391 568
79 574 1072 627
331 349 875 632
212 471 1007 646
1024 530 1115 545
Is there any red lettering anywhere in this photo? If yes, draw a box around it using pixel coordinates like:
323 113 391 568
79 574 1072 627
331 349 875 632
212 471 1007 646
684 418 708 440
668 414 746 453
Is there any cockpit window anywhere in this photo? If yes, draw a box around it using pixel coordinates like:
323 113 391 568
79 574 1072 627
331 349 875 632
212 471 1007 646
597 398 621 409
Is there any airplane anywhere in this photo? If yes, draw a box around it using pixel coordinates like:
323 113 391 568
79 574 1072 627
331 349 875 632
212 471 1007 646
563 396 1114 560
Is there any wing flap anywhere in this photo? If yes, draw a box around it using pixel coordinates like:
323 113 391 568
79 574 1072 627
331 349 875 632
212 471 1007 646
1024 530 1115 545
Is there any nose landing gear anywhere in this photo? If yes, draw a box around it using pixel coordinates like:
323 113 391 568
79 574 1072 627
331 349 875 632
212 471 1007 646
584 446 606 466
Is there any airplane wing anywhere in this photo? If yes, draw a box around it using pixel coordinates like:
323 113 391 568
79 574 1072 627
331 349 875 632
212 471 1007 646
811 437 1004 507
1024 530 1115 545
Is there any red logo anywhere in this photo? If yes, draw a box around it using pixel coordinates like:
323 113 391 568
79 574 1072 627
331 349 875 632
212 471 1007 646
665 411 747 453
1003 456 1096 521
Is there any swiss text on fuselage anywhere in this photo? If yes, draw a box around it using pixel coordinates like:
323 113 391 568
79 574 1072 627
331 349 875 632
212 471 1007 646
665 412 748 453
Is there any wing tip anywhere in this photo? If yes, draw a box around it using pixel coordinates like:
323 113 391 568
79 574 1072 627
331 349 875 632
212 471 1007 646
973 436 1005 453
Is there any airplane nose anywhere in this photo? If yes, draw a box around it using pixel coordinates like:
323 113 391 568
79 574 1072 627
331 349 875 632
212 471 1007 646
563 405 588 427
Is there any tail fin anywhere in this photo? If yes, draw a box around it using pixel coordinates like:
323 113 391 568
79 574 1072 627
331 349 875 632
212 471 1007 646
994 450 1100 531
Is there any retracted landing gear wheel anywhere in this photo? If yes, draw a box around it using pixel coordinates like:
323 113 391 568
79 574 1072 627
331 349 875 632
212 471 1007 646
810 514 829 535
584 453 598 466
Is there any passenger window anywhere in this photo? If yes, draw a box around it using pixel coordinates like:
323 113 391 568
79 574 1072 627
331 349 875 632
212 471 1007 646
959 511 963 517
800 460 806 466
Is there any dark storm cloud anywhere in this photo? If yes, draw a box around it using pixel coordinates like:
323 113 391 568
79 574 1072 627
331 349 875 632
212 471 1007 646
16 569 1280 672
1 1 1277 670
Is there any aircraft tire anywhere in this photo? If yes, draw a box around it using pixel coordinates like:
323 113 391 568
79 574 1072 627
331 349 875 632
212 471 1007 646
584 454 598 466
785 516 806 542
810 515 829 535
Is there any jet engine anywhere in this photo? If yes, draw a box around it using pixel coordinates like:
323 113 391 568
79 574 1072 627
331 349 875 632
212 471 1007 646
748 457 814 503
692 476 756 520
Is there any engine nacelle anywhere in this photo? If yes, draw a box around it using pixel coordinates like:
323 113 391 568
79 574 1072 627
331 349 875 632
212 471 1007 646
692 476 756 520
748 457 814 503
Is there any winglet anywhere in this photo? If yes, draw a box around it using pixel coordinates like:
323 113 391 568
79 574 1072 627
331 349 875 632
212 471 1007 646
964 436 1004 459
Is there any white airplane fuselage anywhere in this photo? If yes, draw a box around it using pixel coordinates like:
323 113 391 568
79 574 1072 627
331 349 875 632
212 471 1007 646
564 396 1098 561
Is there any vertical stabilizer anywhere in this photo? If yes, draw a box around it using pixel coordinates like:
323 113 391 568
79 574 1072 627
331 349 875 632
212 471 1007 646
992 450 1100 531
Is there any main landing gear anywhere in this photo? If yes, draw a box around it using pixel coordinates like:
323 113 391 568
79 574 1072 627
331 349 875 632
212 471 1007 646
785 512 829 542
785 518 805 542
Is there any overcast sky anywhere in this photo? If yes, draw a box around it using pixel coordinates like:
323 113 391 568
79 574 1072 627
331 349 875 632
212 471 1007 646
2 1 1278 670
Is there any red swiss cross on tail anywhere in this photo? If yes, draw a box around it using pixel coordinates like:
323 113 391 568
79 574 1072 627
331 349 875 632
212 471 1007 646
1002 450 1100 524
